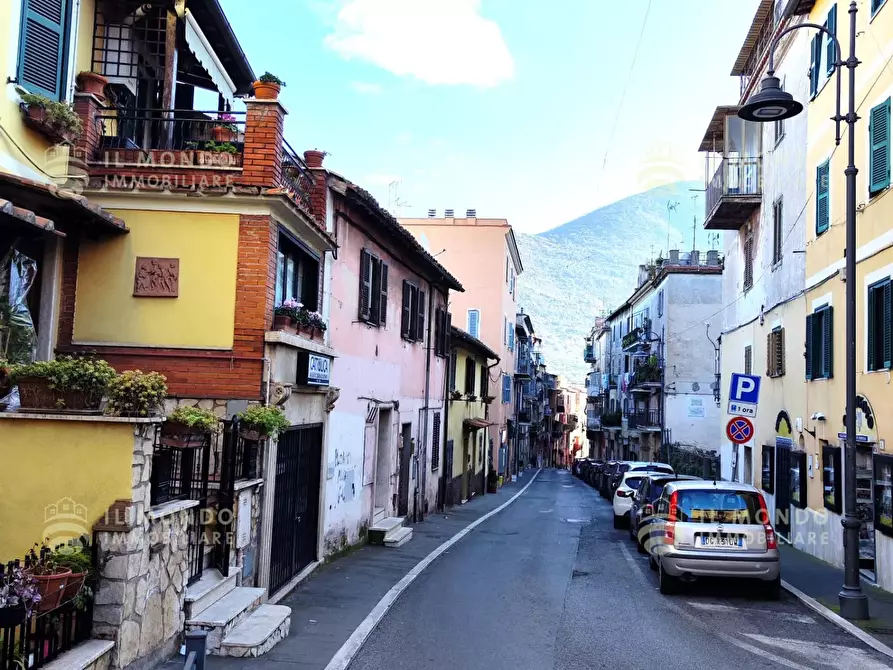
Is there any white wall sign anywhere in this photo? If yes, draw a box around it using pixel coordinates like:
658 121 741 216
307 354 332 386
687 397 706 419
236 490 251 549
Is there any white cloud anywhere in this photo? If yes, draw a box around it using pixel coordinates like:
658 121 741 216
324 0 514 88
350 81 384 95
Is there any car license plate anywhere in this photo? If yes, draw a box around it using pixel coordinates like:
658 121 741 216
697 534 743 548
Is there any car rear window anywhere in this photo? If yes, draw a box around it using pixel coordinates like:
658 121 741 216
625 476 644 490
676 490 764 524
649 481 671 500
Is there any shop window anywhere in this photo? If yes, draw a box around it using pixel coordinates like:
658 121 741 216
823 443 842 514
791 451 807 509
874 454 893 538
761 444 775 493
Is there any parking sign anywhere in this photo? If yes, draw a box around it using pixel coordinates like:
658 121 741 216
728 373 761 417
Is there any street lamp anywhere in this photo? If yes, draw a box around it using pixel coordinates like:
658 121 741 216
739 1 868 620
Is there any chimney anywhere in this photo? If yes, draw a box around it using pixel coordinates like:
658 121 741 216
466 208 476 217
303 149 328 230
240 98 286 187
428 209 436 218
690 250 700 266
707 250 720 266
669 249 680 265
444 208 455 217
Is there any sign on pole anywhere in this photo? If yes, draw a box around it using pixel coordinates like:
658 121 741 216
726 416 755 445
727 373 761 418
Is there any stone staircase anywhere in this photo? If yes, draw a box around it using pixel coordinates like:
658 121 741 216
368 516 413 548
184 569 291 658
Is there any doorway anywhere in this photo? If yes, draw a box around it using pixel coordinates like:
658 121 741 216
397 423 412 516
374 409 392 518
744 446 753 485
461 432 470 502
775 444 792 540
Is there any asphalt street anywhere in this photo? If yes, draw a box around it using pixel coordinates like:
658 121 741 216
348 469 893 670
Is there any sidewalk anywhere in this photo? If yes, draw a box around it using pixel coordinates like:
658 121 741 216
779 543 893 652
204 469 539 670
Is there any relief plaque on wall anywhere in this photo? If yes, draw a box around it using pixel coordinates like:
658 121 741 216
133 257 180 297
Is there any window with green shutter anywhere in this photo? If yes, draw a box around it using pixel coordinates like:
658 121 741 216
873 0 887 18
870 99 891 196
806 306 834 380
868 278 893 371
17 0 70 101
809 34 822 98
816 161 830 235
826 5 837 76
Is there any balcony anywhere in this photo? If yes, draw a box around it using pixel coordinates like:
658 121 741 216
600 412 622 428
518 410 531 424
705 157 762 230
587 416 601 430
631 361 662 391
584 344 596 363
626 409 662 431
516 358 533 379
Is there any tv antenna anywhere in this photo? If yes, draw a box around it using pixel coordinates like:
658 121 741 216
690 193 699 252
666 200 679 255
388 180 410 217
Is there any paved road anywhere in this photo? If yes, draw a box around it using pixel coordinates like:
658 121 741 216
349 469 892 670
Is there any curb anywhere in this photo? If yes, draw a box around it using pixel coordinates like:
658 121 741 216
781 580 893 660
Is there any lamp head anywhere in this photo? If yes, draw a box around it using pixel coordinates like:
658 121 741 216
738 75 803 122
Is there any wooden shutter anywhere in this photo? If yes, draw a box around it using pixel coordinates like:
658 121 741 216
766 332 774 376
18 0 68 100
431 412 441 470
468 310 479 339
378 262 389 326
359 249 373 321
480 364 488 397
744 237 754 289
826 4 837 75
822 306 834 378
449 349 457 390
869 99 891 195
809 35 820 98
805 313 814 380
816 161 830 234
869 284 878 371
778 328 786 376
417 289 426 343
874 0 885 14
502 374 511 403
433 308 442 355
401 281 412 339
885 281 892 368
465 358 476 394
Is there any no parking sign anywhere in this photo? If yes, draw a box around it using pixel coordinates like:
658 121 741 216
726 416 754 445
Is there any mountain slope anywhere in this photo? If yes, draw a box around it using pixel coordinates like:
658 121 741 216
516 181 711 384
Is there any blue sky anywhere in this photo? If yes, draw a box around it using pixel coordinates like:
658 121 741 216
220 0 761 234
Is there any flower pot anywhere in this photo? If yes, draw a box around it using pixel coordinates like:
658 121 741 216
304 150 326 168
253 81 281 100
195 150 242 168
160 421 209 448
239 427 264 442
212 126 235 143
21 105 78 145
149 149 195 167
76 71 108 99
60 572 86 604
31 568 71 612
0 605 26 627
272 315 296 333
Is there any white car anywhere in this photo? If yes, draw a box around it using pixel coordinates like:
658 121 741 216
613 468 672 528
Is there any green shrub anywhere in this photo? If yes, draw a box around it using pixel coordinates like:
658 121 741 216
20 92 83 137
105 370 168 417
258 72 286 86
238 405 289 437
167 405 219 432
12 356 116 396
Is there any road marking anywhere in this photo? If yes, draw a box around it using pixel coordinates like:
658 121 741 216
743 634 893 669
618 543 810 670
323 469 543 670
686 601 816 624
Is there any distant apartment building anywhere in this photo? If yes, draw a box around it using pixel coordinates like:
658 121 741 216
400 211 524 485
586 251 723 461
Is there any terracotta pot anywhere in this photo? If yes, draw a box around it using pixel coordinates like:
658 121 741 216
212 126 235 143
76 71 108 99
272 314 296 333
0 605 26 627
253 81 281 100
149 149 195 167
238 427 263 441
160 421 209 448
195 150 242 168
60 571 86 604
303 150 326 168
31 568 71 612
21 105 78 145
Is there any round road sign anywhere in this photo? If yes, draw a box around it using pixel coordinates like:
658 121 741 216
726 416 754 445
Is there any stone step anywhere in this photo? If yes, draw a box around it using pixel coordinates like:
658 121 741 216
383 526 413 548
185 569 238 620
42 640 114 670
219 605 292 658
186 587 265 651
368 516 405 545
373 506 386 524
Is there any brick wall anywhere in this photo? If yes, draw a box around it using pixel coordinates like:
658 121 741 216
239 101 285 188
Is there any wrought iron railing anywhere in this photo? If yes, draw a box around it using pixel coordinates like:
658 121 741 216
706 157 762 218
281 140 315 214
626 409 662 430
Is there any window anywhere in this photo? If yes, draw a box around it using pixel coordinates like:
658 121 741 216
17 0 71 100
503 316 508 345
431 411 441 470
464 357 477 395
772 198 783 265
467 309 480 339
449 349 457 390
480 365 488 398
510 268 515 296
774 79 786 143
761 445 775 493
869 98 891 197
766 328 785 378
358 249 387 326
875 454 893 538
433 308 451 358
791 451 807 510
816 160 830 235
873 0 887 19
502 373 511 403
401 281 426 342
809 32 823 98
868 278 892 371
743 235 754 291
823 444 842 514
744 345 753 375
508 327 515 352
826 4 837 76
277 233 320 311
657 290 664 317
505 257 510 283
806 305 834 380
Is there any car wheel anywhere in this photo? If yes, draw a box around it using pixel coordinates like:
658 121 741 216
659 562 679 595
763 576 781 600
613 514 623 529
636 535 646 554
649 554 658 571
628 521 635 541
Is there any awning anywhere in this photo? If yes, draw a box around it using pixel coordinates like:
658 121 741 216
0 199 64 237
185 10 237 105
464 418 494 430
0 172 126 234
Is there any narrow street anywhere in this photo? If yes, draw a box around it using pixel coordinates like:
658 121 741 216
348 470 891 670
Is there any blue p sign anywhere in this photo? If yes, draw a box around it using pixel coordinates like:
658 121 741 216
729 373 761 405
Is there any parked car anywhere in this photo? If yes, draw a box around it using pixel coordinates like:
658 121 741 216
587 461 605 487
573 458 586 477
608 461 673 498
629 474 701 551
599 461 622 498
646 480 780 598
612 470 669 528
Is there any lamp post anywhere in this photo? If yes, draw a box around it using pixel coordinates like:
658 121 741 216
738 1 868 620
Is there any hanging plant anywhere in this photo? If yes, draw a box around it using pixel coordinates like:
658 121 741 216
237 405 289 440
105 370 168 417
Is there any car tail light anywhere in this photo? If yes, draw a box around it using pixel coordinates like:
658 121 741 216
664 523 675 545
668 491 678 522
616 490 627 498
757 493 777 550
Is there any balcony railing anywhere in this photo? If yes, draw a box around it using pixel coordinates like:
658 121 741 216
600 411 622 428
626 409 662 430
516 358 533 377
281 139 315 213
518 411 531 424
632 363 662 387
584 344 595 362
705 157 763 230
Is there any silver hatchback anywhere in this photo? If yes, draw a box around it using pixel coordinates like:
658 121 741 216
645 480 780 597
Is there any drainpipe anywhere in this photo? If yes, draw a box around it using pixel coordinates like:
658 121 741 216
485 357 502 489
418 282 436 523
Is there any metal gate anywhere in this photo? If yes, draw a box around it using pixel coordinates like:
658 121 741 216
269 424 323 595
775 445 792 539
397 424 411 517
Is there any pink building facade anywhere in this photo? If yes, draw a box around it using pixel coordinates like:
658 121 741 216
400 214 523 482
309 158 462 549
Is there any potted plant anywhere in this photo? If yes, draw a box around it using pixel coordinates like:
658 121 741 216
273 299 301 333
449 390 463 401
105 370 168 418
76 71 108 99
195 141 242 167
487 470 499 494
12 356 116 412
161 405 218 448
212 113 239 142
0 359 10 401
253 72 285 100
51 538 92 606
482 394 496 404
19 91 83 144
237 405 289 441
0 563 40 625
465 394 477 402
307 310 327 339
26 545 70 613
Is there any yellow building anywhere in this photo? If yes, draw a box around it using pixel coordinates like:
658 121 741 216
444 326 498 505
802 0 893 590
